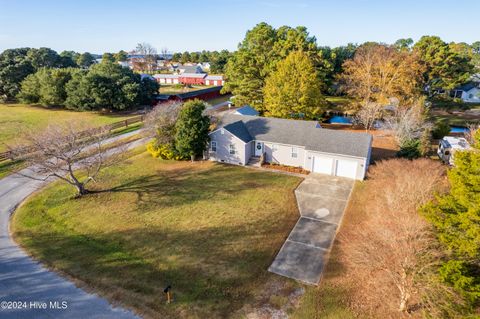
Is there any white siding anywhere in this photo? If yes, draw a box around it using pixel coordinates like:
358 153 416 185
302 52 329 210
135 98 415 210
262 142 306 167
305 151 367 180
208 129 248 165
462 88 480 103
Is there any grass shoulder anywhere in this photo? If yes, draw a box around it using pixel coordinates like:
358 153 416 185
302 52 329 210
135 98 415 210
12 153 302 318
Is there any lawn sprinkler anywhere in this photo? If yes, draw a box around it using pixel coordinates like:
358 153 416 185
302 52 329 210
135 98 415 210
164 285 173 304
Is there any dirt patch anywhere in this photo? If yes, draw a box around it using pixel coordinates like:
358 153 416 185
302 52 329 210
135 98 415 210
261 163 310 175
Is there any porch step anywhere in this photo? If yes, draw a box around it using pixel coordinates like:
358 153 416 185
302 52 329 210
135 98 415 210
247 156 261 167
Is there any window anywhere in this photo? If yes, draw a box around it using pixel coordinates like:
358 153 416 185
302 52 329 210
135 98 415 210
291 147 298 158
229 144 236 155
272 144 278 152
211 141 217 152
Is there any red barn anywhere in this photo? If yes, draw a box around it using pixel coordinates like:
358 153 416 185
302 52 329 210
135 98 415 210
178 73 207 85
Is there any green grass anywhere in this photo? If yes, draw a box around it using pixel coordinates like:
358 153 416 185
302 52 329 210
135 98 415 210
159 84 210 95
0 104 134 152
205 94 232 106
325 96 356 112
12 154 301 318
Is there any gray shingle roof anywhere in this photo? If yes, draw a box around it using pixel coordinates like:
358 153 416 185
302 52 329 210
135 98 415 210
223 121 252 143
456 82 477 92
179 73 207 79
218 115 372 158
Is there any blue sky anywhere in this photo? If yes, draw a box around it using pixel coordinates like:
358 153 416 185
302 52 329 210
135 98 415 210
1 0 479 54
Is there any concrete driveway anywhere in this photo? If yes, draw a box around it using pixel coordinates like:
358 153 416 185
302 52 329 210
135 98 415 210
269 174 354 285
0 134 143 318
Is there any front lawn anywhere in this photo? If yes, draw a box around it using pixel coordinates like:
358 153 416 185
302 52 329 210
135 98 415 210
12 153 302 318
0 104 133 152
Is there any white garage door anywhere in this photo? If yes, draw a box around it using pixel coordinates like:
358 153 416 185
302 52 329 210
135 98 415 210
312 156 333 175
335 159 357 179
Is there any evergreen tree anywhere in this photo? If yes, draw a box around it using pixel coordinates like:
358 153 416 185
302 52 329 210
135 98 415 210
174 99 210 161
422 129 480 304
264 51 326 119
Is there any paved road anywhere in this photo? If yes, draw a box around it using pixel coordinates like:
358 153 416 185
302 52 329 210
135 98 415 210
269 174 354 285
0 133 144 318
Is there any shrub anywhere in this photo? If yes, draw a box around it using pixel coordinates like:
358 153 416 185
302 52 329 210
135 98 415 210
146 141 182 160
432 121 451 139
397 139 421 159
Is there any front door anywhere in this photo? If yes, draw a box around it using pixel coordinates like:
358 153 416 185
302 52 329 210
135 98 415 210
255 142 264 156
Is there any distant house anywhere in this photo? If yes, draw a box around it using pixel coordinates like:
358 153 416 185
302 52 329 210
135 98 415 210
198 62 211 72
154 74 179 84
205 75 224 86
178 65 205 74
450 82 480 103
140 74 155 81
207 115 372 180
234 105 259 116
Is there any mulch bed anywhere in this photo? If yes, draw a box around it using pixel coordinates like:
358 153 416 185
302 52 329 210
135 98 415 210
261 163 310 175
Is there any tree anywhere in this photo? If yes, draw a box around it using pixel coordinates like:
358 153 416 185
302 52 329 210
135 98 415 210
422 129 480 305
209 50 230 74
132 43 157 72
385 101 431 149
171 52 181 62
65 62 156 110
223 23 321 112
354 102 384 131
114 50 128 62
394 38 414 51
60 50 79 67
339 44 425 105
264 51 326 119
190 52 199 63
145 102 181 159
17 67 77 106
101 53 115 63
414 36 473 92
343 159 462 315
0 48 34 101
76 52 95 68
10 123 120 196
180 51 191 64
175 99 210 161
27 47 61 69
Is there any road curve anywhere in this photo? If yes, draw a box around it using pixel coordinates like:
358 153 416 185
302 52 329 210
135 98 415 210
0 134 144 319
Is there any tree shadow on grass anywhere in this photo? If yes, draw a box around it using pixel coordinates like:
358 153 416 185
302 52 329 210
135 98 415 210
14 219 289 318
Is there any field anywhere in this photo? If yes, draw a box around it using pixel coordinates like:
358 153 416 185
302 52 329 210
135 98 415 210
12 154 302 318
159 84 210 95
0 104 133 152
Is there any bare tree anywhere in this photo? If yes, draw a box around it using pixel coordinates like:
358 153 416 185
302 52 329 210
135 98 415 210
133 42 158 72
10 123 121 196
384 102 431 147
354 102 384 131
160 47 169 61
342 159 461 315
144 102 181 145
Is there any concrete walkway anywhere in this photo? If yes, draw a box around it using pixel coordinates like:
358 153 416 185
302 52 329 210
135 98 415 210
269 174 354 285
0 133 143 318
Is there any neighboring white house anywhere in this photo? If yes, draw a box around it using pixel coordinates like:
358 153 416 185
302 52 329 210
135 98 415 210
451 83 480 103
437 136 471 165
207 115 372 180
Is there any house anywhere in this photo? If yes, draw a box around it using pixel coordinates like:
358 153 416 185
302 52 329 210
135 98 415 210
234 105 259 116
198 62 211 72
178 73 207 85
437 136 470 165
205 75 224 86
450 82 480 103
178 65 205 74
207 115 372 180
153 74 179 84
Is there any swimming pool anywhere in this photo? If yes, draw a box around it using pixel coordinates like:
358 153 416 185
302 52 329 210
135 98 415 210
327 115 353 124
450 126 469 133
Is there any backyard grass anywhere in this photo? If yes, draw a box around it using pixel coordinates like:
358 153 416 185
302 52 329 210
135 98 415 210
325 96 356 112
205 94 232 106
12 154 302 318
0 104 133 152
